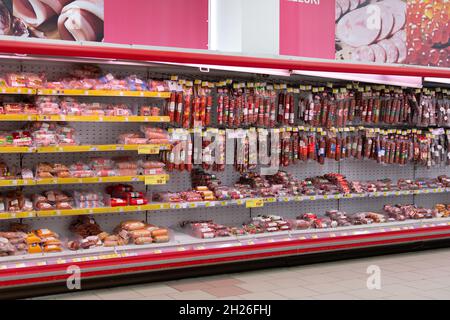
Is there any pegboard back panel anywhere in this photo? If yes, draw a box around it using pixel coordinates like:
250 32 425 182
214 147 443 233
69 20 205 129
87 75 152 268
21 61 149 81
340 160 415 181
283 160 339 179
339 194 415 213
415 165 450 179
415 193 450 208
251 199 339 219
148 205 251 228
23 150 142 167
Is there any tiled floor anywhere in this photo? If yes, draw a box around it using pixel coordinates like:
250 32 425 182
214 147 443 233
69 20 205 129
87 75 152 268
34 248 450 300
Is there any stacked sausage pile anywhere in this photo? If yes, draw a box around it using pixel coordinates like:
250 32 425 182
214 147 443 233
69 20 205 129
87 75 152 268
336 0 407 63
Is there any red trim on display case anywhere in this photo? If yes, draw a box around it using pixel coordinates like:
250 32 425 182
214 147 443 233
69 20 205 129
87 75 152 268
0 40 449 78
1 225 450 288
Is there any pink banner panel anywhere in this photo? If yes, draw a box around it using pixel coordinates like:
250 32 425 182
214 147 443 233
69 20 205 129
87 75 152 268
104 0 208 49
279 0 335 59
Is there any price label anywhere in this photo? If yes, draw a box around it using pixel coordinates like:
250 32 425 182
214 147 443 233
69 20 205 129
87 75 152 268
145 176 167 185
138 145 160 154
246 199 264 208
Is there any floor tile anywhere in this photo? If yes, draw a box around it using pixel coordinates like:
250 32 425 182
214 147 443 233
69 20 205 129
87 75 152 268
417 289 450 300
346 288 393 300
31 248 450 300
405 279 450 291
95 288 144 300
167 290 217 300
202 285 251 298
333 277 368 290
272 287 318 299
265 277 313 289
239 291 286 300
305 283 351 294
386 294 431 300
201 278 244 287
236 281 283 292
311 293 361 300
298 274 339 284
130 284 179 297
167 280 214 292
135 295 174 300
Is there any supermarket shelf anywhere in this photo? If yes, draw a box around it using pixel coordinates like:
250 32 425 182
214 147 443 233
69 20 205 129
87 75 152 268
0 146 33 153
3 187 448 220
0 211 36 220
0 114 170 122
34 174 169 186
36 115 170 122
0 87 36 95
35 204 171 218
0 179 34 187
0 114 36 121
0 144 171 154
0 87 171 98
0 175 169 187
37 89 171 98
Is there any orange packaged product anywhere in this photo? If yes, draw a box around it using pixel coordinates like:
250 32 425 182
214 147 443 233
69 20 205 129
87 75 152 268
42 237 62 246
128 229 152 239
26 232 42 254
134 237 153 245
44 244 62 252
151 228 169 238
26 232 41 245
120 220 146 231
35 228 57 238
28 243 43 254
153 235 170 243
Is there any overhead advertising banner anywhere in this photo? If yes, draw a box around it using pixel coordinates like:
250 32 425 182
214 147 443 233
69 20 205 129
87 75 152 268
0 0 208 49
404 0 449 68
104 0 208 49
0 0 104 41
335 0 448 68
279 0 335 59
335 0 407 64
280 0 448 68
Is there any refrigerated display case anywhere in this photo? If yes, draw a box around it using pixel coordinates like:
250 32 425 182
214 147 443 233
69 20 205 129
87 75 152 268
0 39 448 298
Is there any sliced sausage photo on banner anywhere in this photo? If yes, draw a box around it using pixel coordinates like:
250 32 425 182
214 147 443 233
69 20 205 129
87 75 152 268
405 0 449 68
4 0 104 41
335 0 407 64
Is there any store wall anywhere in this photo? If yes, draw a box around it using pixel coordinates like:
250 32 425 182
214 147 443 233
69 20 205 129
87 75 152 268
209 0 279 55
